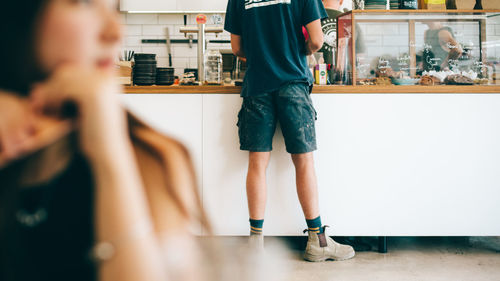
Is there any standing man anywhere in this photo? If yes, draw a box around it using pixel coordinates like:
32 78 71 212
224 0 355 262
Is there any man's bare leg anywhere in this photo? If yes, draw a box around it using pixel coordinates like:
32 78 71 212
247 151 271 220
293 152 355 261
247 152 270 249
291 152 319 220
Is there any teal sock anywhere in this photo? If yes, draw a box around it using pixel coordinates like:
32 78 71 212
249 218 264 235
306 216 323 234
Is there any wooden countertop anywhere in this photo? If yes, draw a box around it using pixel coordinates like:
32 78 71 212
124 85 500 94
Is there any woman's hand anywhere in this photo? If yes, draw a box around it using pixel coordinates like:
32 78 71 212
30 64 128 164
31 66 171 281
0 92 37 162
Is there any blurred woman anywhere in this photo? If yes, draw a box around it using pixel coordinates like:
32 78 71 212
0 0 209 281
423 22 463 71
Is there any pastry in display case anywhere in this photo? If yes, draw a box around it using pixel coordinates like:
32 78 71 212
335 9 500 86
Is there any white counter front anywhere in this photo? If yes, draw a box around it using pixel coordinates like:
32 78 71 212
121 92 500 236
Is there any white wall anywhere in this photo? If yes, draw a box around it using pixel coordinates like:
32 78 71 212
122 92 500 236
341 0 353 11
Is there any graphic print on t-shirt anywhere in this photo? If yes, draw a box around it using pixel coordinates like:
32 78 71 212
321 17 336 53
245 0 291 10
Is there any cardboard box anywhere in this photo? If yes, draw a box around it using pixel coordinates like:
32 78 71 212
483 1 500 9
455 0 476 9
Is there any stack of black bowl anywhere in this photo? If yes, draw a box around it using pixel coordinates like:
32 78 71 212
156 68 175 86
133 53 157 86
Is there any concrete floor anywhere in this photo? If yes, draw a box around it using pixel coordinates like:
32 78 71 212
284 237 500 281
215 236 500 281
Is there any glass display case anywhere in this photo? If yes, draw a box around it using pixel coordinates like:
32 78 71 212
335 10 500 86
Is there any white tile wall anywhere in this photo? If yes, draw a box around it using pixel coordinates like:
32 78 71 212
142 46 169 57
364 35 383 45
158 14 185 25
125 25 142 36
365 24 399 35
398 24 409 34
382 35 409 46
126 14 159 25
121 13 231 76
121 13 500 76
142 25 171 36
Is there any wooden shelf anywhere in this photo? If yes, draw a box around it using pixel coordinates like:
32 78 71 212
124 85 500 94
124 85 241 94
344 9 500 14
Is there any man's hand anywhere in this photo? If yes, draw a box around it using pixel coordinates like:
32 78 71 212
305 19 324 55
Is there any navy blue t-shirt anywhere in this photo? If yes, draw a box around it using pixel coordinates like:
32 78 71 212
225 0 327 97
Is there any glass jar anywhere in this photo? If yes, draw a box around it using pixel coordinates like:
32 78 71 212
353 0 365 10
204 49 222 85
399 0 418 9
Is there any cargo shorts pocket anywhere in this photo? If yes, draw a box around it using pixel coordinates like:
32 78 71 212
305 92 317 121
304 117 316 143
237 106 243 127
304 90 317 143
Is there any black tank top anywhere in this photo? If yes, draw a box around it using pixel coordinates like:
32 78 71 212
1 153 96 281
423 26 455 71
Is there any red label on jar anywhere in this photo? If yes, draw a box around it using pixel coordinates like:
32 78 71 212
196 14 208 24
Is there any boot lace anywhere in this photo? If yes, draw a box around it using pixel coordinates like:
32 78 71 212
303 225 330 234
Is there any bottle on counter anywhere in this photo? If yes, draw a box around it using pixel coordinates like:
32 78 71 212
353 0 365 10
474 0 483 10
446 0 457 9
204 49 222 85
315 64 328 85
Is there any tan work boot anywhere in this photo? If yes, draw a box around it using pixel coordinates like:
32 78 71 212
303 226 355 262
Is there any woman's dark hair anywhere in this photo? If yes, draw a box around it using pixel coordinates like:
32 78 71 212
0 0 49 96
0 1 50 279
